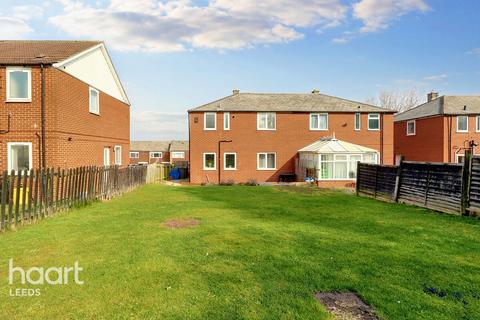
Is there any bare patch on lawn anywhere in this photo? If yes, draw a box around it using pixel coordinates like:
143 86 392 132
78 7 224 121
315 292 379 320
162 218 200 229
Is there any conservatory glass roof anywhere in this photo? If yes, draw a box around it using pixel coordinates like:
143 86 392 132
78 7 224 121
298 137 378 154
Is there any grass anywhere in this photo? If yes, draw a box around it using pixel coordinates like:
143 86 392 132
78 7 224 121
0 184 479 319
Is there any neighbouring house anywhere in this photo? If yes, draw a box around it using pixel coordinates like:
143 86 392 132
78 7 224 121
169 140 189 166
394 92 480 163
129 141 171 165
0 40 130 172
188 90 395 186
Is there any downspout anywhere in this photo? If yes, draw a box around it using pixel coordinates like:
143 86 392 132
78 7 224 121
41 64 46 169
448 116 452 163
35 132 42 169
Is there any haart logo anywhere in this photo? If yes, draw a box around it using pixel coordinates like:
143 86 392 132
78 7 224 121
7 259 84 297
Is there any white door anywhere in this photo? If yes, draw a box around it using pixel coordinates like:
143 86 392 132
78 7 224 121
103 147 110 166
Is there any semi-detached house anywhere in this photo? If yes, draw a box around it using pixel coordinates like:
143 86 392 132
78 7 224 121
0 40 130 173
188 90 394 186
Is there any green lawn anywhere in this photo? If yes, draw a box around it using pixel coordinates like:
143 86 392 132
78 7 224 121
0 185 479 319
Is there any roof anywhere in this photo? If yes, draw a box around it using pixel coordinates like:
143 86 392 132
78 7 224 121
189 92 395 113
169 140 189 151
131 141 171 152
395 96 480 122
0 40 102 65
299 137 378 153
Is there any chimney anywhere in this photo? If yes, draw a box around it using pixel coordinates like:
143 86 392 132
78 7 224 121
427 91 439 102
311 89 320 94
232 89 240 95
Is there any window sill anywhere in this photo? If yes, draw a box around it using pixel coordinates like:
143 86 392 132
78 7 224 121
89 111 100 116
406 133 416 136
257 129 276 131
204 128 217 131
309 128 329 131
367 128 380 131
6 99 31 103
257 168 276 171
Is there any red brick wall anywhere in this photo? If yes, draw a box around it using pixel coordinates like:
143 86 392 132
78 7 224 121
0 66 130 171
189 111 394 184
395 115 480 163
394 116 445 162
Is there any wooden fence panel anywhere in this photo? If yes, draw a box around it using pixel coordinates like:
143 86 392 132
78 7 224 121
356 163 397 201
0 165 147 232
468 156 480 214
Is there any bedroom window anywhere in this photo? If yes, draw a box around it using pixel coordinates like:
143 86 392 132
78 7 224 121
7 67 31 102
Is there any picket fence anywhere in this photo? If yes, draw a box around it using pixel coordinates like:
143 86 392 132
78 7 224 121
0 165 147 231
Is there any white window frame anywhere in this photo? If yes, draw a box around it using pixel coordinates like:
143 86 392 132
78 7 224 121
7 142 32 173
89 87 100 115
204 112 217 130
257 152 276 170
456 154 465 164
203 153 216 170
130 152 139 158
457 115 468 133
224 153 237 170
224 112 230 130
171 152 185 159
368 113 380 131
114 145 122 165
406 120 416 136
477 116 480 132
257 112 276 130
6 67 32 102
310 113 328 131
150 151 163 158
354 113 361 131
318 153 378 181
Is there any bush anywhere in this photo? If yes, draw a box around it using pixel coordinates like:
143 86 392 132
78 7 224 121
244 179 258 186
219 179 235 186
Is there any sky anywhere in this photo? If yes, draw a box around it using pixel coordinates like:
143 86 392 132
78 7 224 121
0 0 479 140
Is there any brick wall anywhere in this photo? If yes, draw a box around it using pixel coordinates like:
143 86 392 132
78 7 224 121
0 65 130 171
129 150 170 164
189 111 394 184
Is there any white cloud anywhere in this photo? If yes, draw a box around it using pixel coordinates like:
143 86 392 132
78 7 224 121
13 5 45 20
49 0 348 52
353 0 430 33
131 111 188 140
0 17 32 38
467 48 480 56
423 74 448 81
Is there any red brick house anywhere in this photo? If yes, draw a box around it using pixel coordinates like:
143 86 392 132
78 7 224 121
394 93 480 163
0 40 130 172
129 141 171 165
129 140 189 166
188 90 395 186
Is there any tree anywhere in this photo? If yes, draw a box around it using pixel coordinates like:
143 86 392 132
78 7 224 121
366 88 424 113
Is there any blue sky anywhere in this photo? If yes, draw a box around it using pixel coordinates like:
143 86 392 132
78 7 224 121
0 0 479 140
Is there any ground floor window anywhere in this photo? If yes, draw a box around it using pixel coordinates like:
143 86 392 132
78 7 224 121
130 152 139 158
224 153 236 170
114 146 122 165
258 153 276 170
204 153 216 170
8 142 32 173
171 152 185 159
319 153 377 180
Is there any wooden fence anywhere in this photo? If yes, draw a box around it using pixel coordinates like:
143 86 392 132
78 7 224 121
146 164 172 183
0 165 147 231
468 156 480 214
356 159 466 215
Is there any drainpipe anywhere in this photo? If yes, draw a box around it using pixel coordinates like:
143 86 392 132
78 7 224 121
41 64 46 169
380 113 384 164
448 116 452 163
35 132 42 169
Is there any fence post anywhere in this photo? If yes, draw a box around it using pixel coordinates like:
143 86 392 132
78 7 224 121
393 156 404 202
461 150 473 215
355 161 360 196
374 165 379 198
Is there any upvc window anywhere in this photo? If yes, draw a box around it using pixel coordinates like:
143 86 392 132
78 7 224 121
89 87 100 114
130 152 139 158
114 146 122 165
7 142 32 173
457 116 468 132
310 113 328 130
319 153 377 180
204 112 217 130
477 116 480 132
6 67 31 102
406 120 416 136
368 113 380 130
355 113 361 130
203 153 216 170
224 153 236 170
257 153 276 170
224 112 230 130
257 113 276 130
171 152 185 159
150 151 162 158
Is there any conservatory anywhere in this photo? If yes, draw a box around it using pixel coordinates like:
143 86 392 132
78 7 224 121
298 137 378 181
